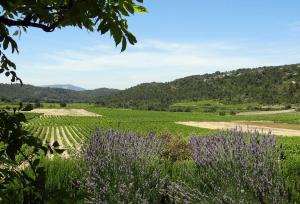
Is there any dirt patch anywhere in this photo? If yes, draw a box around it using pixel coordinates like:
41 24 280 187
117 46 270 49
237 109 295 116
29 108 101 117
176 121 300 137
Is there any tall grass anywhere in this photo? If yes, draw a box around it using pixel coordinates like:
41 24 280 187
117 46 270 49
41 157 85 204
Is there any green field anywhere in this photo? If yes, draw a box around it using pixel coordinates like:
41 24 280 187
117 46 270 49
23 106 300 158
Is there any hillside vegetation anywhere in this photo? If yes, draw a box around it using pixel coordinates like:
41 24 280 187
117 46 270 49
98 64 300 110
0 84 119 102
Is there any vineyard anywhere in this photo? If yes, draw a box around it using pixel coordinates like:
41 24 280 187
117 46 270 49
24 116 102 156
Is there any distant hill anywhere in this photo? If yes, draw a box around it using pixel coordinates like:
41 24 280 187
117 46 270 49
98 64 300 110
44 84 85 91
0 84 119 102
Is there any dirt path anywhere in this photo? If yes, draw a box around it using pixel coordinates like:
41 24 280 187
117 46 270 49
237 109 296 115
29 108 101 117
176 121 300 137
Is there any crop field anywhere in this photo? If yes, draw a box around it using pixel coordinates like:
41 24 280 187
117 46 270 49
24 116 102 155
22 106 300 158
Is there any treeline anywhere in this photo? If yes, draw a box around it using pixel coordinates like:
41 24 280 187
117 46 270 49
97 64 300 110
0 84 119 103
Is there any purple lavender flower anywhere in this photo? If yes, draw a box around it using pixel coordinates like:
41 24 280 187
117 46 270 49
82 129 164 203
186 128 285 203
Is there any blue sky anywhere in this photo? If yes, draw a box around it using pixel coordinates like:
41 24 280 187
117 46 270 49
2 0 300 89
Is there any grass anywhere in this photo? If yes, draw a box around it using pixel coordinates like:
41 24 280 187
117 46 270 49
41 157 85 204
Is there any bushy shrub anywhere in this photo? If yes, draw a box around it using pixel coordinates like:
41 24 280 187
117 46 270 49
285 103 292 109
218 111 226 116
60 102 67 107
161 135 191 162
167 129 286 203
22 103 33 111
229 110 236 115
82 129 165 203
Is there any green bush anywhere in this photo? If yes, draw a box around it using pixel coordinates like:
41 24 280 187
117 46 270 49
22 103 33 111
161 135 191 162
285 104 292 109
60 102 67 107
230 110 236 115
218 111 226 116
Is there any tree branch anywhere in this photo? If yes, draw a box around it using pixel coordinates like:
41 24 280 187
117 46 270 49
0 16 63 32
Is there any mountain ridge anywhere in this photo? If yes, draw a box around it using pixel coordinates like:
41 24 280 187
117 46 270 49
97 64 300 110
0 84 119 102
1 64 300 106
43 84 86 91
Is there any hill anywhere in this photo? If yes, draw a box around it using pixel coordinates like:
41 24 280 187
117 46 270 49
0 84 119 103
43 84 85 91
98 64 300 110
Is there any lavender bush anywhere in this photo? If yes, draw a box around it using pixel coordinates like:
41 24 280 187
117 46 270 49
183 128 285 203
82 129 165 203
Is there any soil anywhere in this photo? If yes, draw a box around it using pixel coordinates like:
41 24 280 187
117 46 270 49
176 121 300 137
29 108 101 117
237 109 296 116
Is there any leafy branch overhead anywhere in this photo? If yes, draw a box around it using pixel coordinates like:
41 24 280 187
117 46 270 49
0 0 147 83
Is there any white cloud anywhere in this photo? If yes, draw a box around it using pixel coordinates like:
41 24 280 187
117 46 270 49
12 39 300 89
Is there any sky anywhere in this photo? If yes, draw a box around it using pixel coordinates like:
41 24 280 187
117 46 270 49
2 0 300 90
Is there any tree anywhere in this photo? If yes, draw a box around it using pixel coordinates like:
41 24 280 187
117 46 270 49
60 101 67 107
0 107 64 203
0 0 146 83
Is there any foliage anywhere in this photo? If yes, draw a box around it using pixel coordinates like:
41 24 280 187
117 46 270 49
0 0 146 82
98 64 300 109
0 108 46 202
218 111 226 116
22 103 33 111
59 102 67 108
161 135 191 162
0 107 64 203
81 129 165 203
229 110 236 115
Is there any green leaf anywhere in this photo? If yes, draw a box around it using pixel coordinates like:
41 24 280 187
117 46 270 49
13 30 19 36
32 159 40 168
121 37 127 52
10 39 18 53
3 38 9 50
133 5 147 13
124 2 134 14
